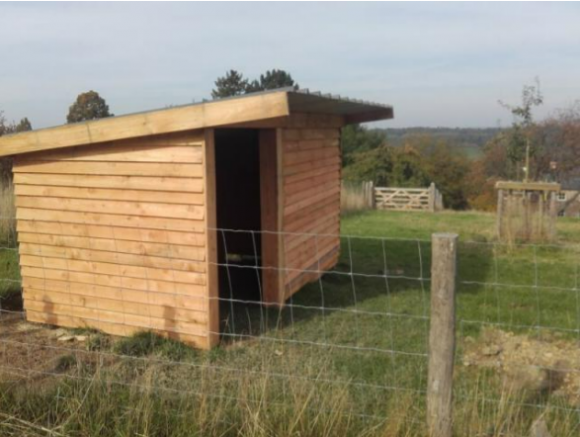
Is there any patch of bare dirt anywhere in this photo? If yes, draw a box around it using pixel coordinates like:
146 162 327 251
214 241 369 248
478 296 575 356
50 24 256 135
463 328 580 406
0 314 103 385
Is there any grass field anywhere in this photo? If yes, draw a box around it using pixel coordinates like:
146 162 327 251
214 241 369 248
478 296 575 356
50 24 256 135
1 210 580 436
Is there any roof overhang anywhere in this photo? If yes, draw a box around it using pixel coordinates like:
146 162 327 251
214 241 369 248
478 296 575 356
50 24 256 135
0 89 394 158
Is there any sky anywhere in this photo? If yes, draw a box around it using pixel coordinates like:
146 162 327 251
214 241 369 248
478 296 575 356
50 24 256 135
1 2 580 129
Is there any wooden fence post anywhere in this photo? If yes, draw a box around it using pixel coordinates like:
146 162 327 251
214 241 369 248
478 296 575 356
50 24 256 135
429 182 436 212
427 233 458 437
496 189 504 239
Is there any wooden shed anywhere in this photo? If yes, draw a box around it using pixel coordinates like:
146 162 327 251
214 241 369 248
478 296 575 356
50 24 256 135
0 89 394 349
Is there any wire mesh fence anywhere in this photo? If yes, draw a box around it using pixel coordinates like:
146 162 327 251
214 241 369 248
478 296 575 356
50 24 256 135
1 216 580 435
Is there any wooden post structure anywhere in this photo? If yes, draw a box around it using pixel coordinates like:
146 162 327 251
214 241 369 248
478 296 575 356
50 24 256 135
368 181 375 209
428 233 458 437
496 189 504 239
429 182 436 212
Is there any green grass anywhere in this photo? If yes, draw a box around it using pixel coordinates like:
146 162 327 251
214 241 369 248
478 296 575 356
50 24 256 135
0 249 19 302
2 210 580 436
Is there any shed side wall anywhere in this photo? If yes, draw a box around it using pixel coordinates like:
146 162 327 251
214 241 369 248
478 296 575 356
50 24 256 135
281 121 341 299
13 131 212 348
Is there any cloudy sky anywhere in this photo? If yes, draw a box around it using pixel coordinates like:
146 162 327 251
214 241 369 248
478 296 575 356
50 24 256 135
1 2 579 129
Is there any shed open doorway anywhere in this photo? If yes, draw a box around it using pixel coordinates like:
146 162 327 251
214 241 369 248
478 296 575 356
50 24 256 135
214 129 265 315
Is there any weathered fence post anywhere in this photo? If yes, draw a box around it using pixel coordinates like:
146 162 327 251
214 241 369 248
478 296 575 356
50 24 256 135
429 182 436 212
427 233 458 437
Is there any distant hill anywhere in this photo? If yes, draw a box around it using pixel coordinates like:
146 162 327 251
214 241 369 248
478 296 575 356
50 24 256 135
372 127 503 159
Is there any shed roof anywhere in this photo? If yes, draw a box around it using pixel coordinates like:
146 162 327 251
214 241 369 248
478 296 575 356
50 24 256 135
0 88 393 158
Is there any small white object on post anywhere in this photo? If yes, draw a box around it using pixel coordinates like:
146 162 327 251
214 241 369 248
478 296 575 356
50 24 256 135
427 233 458 437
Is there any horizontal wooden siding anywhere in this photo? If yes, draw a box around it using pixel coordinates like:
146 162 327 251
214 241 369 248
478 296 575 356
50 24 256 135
281 120 342 299
13 131 213 348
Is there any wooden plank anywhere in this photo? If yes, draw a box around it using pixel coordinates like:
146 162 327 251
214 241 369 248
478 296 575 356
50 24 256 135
285 241 339 284
345 108 394 125
285 114 344 129
219 113 344 130
17 221 205 247
16 208 205 232
25 310 208 348
285 234 338 268
284 215 339 252
20 254 206 282
16 196 204 221
18 135 204 163
284 169 339 194
18 233 205 260
203 129 219 349
23 288 208 324
284 179 339 207
283 147 338 166
23 299 207 337
21 267 207 300
283 156 340 177
283 138 339 153
284 139 340 153
14 173 204 192
19 243 207 277
284 247 339 298
276 129 286 305
282 128 340 142
284 163 340 186
284 185 341 217
284 198 339 233
0 92 290 158
259 129 281 305
495 181 561 192
15 185 205 205
13 161 204 178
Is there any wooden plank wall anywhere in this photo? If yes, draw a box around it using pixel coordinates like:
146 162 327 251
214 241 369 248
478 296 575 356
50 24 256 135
281 115 343 300
13 131 216 349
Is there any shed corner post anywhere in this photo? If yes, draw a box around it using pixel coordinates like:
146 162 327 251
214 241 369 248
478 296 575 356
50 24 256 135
259 128 286 307
204 129 220 349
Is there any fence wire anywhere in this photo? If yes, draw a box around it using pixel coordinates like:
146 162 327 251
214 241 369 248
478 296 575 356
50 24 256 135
1 217 579 435
0 218 431 430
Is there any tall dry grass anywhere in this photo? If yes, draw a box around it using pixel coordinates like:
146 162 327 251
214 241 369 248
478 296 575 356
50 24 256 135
0 179 15 246
1 335 577 436
0 341 399 437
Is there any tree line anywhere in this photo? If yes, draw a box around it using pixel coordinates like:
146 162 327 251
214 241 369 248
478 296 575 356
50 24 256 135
343 81 580 211
3 72 579 212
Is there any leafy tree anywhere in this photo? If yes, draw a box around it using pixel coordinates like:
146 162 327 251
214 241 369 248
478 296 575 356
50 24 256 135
532 102 580 182
499 80 543 181
15 118 32 133
342 146 395 186
212 69 299 97
0 111 9 137
341 124 385 165
343 134 471 210
0 113 32 136
211 70 250 99
67 90 113 123
421 142 470 209
256 69 298 91
390 146 430 187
